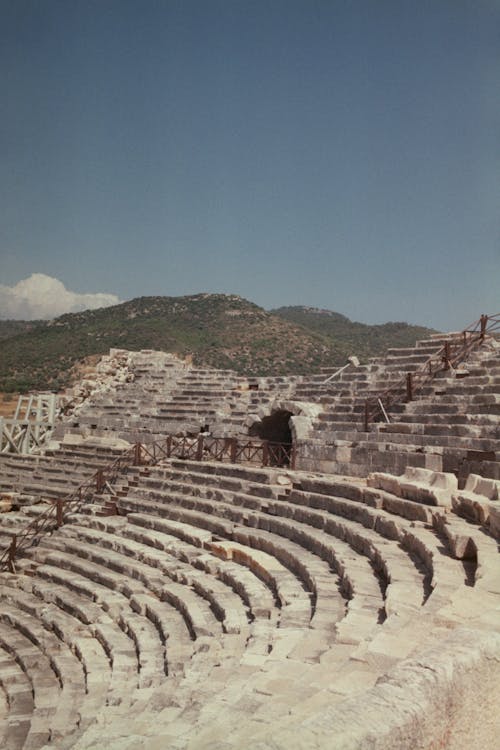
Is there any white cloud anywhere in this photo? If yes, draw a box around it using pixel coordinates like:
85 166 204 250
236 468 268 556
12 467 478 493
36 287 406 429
0 274 121 320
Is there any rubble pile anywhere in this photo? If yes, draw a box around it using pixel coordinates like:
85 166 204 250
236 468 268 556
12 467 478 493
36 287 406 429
57 349 135 422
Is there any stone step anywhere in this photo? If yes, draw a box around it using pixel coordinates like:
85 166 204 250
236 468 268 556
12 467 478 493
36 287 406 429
8 565 140 708
0 606 86 748
117 514 278 621
2 577 113 710
67 519 251 636
118 489 384 645
40 527 225 646
119 494 315 622
0 628 60 750
145 466 427 617
0 642 34 750
131 466 281 501
33 564 166 689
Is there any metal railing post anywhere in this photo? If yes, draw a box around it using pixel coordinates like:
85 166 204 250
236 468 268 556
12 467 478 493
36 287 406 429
480 314 488 340
8 534 17 573
133 443 142 466
56 498 64 528
95 469 105 493
290 444 296 470
406 373 413 402
443 341 451 369
196 436 204 461
262 441 269 467
230 438 237 463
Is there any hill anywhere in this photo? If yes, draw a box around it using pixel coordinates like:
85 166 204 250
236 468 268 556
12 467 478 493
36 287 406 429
272 306 437 360
0 295 436 392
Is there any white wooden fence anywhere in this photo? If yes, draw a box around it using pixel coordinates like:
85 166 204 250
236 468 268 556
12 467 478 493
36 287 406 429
0 393 57 454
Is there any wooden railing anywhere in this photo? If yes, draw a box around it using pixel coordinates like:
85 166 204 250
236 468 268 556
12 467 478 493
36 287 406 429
363 313 499 430
0 436 295 572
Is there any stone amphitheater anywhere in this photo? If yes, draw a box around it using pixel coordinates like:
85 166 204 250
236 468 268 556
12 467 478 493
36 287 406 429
0 321 499 749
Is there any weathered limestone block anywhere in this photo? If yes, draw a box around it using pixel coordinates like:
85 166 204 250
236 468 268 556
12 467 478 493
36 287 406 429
450 474 500 529
290 416 313 441
432 512 477 559
462 473 500 500
488 506 500 540
0 491 18 512
368 468 457 508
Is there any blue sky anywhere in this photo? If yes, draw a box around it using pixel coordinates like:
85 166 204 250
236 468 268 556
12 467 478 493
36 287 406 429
1 0 498 329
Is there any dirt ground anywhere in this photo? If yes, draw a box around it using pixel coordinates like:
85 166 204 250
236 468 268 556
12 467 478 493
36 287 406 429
0 393 19 419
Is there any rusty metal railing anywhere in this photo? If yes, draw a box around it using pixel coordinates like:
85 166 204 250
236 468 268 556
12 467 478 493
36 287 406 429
0 435 295 572
363 313 499 431
134 435 295 470
0 444 137 573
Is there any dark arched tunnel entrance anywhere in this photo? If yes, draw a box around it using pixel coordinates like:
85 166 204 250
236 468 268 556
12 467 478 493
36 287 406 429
249 410 293 466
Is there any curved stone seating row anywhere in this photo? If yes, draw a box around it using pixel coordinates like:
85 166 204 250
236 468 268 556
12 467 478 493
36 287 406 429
53 523 249 637
367 468 500 538
0 635 36 750
56 515 370 741
97 513 279 621
0 453 499 748
86 517 315 727
4 574 137 700
115 463 440 649
75 482 344 664
26 517 282 690
0 608 87 750
103 496 320 632
170 462 494 625
0 535 235 749
0 579 114 750
120 462 496 747
29 536 215 653
19 500 340 748
121 507 341 657
140 459 465 601
60 458 495 748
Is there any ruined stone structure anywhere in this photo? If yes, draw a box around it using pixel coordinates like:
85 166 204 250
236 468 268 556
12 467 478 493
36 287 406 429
0 327 499 749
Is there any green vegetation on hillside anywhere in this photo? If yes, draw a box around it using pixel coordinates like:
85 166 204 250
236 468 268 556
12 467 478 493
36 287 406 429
272 306 437 360
0 295 437 392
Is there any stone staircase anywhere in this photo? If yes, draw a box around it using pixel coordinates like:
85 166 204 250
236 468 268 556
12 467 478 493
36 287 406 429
300 335 500 480
58 350 296 444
